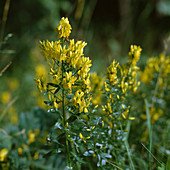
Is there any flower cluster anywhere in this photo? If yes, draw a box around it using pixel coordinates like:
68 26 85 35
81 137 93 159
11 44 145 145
55 17 72 38
140 53 170 123
128 45 142 66
35 17 92 116
103 45 142 120
140 53 170 88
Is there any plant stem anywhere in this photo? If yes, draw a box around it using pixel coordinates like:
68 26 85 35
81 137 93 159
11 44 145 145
62 61 66 125
151 63 162 108
145 99 152 170
61 60 72 169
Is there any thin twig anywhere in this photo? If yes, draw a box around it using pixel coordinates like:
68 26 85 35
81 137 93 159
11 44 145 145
0 96 18 122
0 61 12 76
0 128 9 136
106 160 123 170
141 143 163 166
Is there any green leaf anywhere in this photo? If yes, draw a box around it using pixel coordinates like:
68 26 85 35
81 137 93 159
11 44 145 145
145 99 152 169
71 152 86 164
0 50 15 54
44 101 52 106
47 83 59 87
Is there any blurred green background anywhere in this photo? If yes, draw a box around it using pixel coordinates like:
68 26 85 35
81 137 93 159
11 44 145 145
0 0 170 113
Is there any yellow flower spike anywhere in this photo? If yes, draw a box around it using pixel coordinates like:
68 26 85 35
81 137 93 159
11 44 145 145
65 122 68 128
86 129 91 131
116 95 120 99
0 148 8 162
55 17 72 38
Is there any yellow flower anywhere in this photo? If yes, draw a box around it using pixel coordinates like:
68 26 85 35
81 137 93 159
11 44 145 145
79 133 83 139
0 148 8 162
79 133 90 143
150 107 163 123
103 103 112 115
66 40 87 68
62 71 77 90
55 17 72 38
34 76 46 92
106 60 119 84
77 57 92 78
33 152 39 160
120 77 128 94
1 91 11 104
18 148 22 155
128 45 142 66
28 129 40 144
104 82 110 92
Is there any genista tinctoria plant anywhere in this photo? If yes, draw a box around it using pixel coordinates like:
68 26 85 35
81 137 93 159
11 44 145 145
34 17 142 169
140 53 170 123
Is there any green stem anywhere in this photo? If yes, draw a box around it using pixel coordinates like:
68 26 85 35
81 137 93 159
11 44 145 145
145 99 152 170
151 63 162 108
61 60 72 169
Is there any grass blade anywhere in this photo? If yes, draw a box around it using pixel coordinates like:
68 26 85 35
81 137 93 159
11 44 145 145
144 99 152 169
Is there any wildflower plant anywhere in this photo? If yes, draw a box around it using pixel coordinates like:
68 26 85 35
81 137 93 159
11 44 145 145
34 17 93 169
1 16 169 169
140 53 170 122
34 17 143 169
